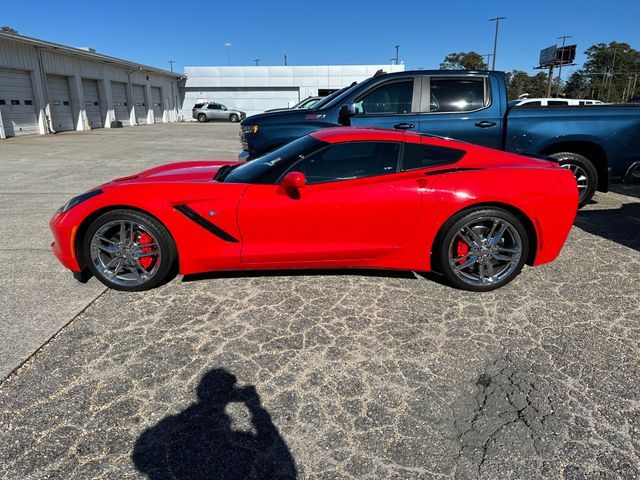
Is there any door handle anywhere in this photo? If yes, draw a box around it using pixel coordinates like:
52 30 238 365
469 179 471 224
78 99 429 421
475 121 496 128
394 123 415 130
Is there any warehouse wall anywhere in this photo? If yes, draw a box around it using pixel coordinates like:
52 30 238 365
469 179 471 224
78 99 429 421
181 64 406 117
0 36 181 139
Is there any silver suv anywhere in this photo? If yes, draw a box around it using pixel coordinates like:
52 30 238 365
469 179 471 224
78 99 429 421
193 102 246 123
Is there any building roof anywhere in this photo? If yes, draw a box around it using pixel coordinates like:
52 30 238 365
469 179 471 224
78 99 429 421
0 31 181 78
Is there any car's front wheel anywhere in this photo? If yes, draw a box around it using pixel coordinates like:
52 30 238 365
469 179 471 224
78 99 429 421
197 113 208 123
434 208 529 292
229 113 239 122
82 209 177 291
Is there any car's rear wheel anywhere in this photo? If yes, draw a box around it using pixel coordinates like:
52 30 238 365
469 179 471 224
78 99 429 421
549 152 597 208
434 208 529 292
229 113 239 122
197 113 208 123
82 209 177 291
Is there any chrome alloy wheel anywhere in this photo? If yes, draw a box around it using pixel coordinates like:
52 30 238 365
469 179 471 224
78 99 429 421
448 217 523 287
90 220 161 287
560 163 588 194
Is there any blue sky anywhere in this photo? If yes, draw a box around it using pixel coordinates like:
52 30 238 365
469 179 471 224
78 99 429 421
3 0 639 79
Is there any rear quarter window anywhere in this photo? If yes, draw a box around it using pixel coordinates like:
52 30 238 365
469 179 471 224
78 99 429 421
403 143 466 170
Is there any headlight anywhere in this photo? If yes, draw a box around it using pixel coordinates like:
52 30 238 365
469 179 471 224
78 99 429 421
241 125 258 135
57 189 103 213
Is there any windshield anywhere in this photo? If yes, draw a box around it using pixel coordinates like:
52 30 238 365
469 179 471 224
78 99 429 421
224 135 325 184
312 82 361 110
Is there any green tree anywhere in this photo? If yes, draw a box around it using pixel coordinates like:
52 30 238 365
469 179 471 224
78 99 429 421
440 51 487 70
582 42 640 101
564 70 590 98
1 26 18 34
505 70 549 100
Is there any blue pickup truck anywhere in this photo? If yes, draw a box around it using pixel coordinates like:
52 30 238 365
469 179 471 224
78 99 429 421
240 70 640 207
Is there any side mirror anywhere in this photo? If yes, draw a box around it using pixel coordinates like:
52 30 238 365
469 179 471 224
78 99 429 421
281 171 306 189
338 103 358 126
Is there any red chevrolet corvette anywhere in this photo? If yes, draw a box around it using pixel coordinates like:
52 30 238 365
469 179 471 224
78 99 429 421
50 127 577 292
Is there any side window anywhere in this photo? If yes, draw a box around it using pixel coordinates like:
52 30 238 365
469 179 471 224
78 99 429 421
526 101 542 107
547 100 568 106
355 80 413 115
429 78 485 112
208 104 217 110
403 143 466 170
291 142 401 184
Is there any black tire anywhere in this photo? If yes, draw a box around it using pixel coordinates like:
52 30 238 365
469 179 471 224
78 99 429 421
549 152 597 208
82 209 177 292
229 114 239 123
197 113 208 123
433 207 529 292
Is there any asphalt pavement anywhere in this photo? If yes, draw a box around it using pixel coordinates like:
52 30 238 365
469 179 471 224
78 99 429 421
0 123 638 479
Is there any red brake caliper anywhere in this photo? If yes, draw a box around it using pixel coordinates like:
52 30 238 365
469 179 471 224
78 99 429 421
137 232 154 269
455 239 469 265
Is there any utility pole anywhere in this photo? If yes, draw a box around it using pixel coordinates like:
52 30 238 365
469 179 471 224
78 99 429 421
224 42 232 66
167 60 175 72
489 17 506 70
394 44 400 65
606 48 616 102
483 53 493 67
254 58 260 66
555 35 572 97
283 54 287 66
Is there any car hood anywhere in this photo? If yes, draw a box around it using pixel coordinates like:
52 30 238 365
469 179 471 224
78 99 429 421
241 108 320 125
106 160 241 186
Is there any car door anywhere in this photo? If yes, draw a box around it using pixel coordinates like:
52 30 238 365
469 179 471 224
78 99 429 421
349 77 422 132
416 75 503 149
236 141 422 264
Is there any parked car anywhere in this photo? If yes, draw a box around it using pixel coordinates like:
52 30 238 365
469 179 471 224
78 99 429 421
193 103 245 123
50 127 577 293
265 96 325 113
509 98 603 107
240 70 640 207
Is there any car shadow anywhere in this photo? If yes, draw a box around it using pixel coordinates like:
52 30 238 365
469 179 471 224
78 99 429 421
183 267 418 283
609 180 640 200
574 202 640 252
132 369 297 480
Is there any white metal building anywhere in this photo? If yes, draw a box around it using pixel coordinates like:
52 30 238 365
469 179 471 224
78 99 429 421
0 32 182 139
181 64 406 117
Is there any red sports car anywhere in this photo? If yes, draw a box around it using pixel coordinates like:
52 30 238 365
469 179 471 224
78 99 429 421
50 127 577 292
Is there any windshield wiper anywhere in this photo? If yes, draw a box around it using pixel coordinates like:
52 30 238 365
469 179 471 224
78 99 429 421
213 164 240 182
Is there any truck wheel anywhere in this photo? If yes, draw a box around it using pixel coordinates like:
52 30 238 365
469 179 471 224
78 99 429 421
550 152 597 208
197 113 208 123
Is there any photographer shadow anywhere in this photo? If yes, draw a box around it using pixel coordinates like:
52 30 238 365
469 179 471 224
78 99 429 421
132 369 297 480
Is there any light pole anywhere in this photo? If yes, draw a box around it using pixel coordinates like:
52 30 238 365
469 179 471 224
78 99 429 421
167 60 175 72
555 35 572 97
224 42 232 66
254 58 260 66
394 44 400 65
489 17 506 70
483 53 493 68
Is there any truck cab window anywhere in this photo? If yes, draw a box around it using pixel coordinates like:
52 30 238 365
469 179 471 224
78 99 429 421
429 78 485 113
355 80 413 115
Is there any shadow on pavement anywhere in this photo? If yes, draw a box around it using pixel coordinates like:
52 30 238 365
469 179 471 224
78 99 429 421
609 180 640 199
132 369 297 480
575 202 640 252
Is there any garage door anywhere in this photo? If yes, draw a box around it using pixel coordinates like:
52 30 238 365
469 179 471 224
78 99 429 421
151 87 162 122
111 81 129 126
47 75 74 132
82 78 102 128
132 84 146 124
0 69 39 137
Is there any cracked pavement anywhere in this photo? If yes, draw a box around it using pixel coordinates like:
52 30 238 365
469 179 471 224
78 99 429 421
0 124 639 479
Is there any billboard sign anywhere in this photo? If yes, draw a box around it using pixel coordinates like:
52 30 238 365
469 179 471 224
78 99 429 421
539 45 557 67
556 44 577 65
